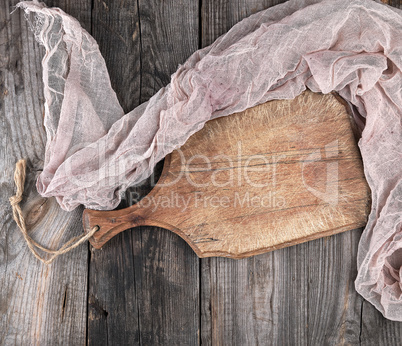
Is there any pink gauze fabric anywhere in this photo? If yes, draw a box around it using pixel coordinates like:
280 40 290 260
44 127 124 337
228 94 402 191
16 0 401 321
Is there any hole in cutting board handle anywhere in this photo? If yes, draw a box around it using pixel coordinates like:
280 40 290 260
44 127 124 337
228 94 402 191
82 156 176 249
82 202 174 249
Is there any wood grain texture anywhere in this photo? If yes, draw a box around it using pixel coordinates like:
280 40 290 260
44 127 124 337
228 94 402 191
360 300 402 345
88 0 200 344
200 230 367 345
83 91 371 258
0 1 91 345
2 0 401 344
201 0 287 47
388 0 402 9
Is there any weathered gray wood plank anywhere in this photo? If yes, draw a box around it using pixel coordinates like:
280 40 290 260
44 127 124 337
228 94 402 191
201 232 367 344
388 0 401 9
201 0 286 47
360 300 402 345
87 1 142 342
87 0 200 344
200 0 402 344
91 0 141 113
0 0 91 345
132 0 201 339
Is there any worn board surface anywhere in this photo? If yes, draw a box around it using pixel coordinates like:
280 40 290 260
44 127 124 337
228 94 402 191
83 91 371 259
1 0 401 345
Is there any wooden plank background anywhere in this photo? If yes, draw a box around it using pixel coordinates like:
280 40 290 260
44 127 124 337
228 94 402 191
1 0 401 344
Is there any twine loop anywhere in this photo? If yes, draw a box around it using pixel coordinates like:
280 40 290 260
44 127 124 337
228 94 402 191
9 159 98 265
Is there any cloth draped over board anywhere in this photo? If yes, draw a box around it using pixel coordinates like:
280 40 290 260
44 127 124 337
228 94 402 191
16 0 402 321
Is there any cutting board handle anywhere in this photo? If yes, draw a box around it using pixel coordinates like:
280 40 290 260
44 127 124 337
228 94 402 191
83 204 174 249
83 92 370 257
83 205 142 248
83 201 195 251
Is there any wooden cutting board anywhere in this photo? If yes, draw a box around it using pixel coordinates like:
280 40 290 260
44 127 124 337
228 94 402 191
83 91 371 258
